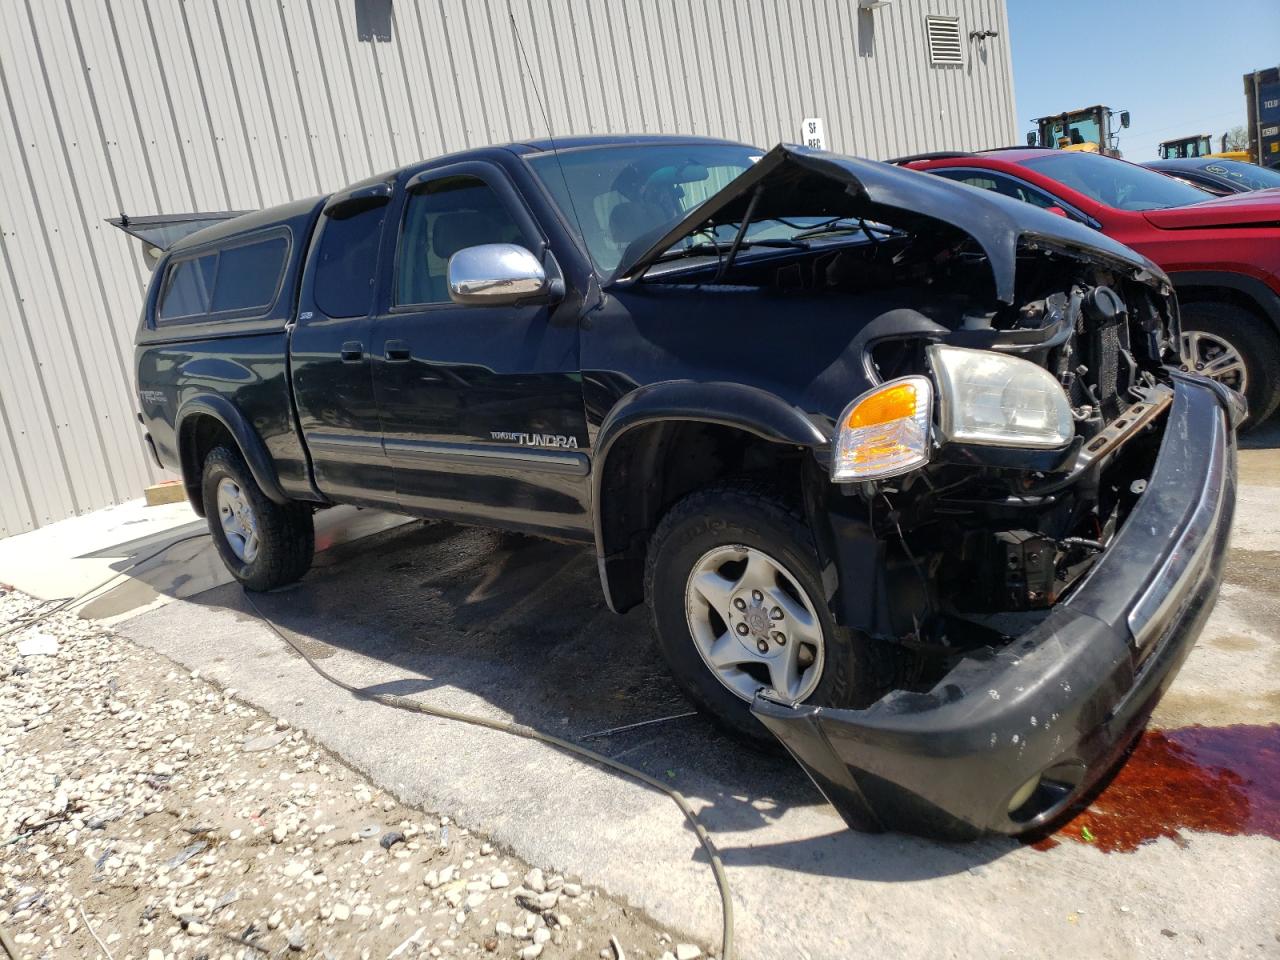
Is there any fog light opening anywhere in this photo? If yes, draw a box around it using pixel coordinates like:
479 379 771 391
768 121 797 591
1007 774 1041 814
1008 761 1087 826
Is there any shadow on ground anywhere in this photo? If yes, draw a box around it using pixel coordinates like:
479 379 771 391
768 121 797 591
81 513 1013 881
76 412 1280 884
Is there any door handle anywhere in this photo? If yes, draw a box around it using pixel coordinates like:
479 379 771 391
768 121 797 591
384 339 411 362
340 341 363 363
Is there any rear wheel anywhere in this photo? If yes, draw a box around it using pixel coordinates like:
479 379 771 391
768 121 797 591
201 445 314 591
1178 301 1280 428
644 482 899 744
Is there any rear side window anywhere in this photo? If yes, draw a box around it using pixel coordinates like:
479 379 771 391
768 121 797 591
155 233 289 326
210 237 288 313
158 254 216 320
313 204 387 318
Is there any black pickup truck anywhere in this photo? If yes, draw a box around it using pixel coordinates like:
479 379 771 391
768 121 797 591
136 136 1241 840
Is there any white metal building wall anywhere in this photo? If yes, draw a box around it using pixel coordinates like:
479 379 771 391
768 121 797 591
0 0 1016 538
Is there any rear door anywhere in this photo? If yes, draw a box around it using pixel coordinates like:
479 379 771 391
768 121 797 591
369 161 591 539
291 185 398 507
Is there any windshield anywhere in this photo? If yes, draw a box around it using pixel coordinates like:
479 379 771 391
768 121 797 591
1200 160 1280 191
527 144 759 272
1022 151 1214 210
527 143 867 274
1043 114 1100 149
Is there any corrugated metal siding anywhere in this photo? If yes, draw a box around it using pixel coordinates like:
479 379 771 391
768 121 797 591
0 0 1016 538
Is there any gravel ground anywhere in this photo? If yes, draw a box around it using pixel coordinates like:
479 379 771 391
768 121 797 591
0 587 710 960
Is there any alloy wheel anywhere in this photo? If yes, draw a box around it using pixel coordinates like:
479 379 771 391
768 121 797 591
1181 329 1248 395
216 477 260 563
684 544 825 704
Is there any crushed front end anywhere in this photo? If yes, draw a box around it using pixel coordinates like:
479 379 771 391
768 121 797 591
759 373 1238 839
757 235 1242 838
619 145 1243 839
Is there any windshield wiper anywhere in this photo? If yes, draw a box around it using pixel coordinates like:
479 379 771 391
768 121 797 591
651 237 808 264
792 218 892 242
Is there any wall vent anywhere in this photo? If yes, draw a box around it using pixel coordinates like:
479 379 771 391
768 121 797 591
926 16 963 65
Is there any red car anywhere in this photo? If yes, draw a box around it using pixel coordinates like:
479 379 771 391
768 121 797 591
903 149 1280 425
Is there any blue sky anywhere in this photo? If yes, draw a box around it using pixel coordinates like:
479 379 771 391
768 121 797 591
1007 0 1280 160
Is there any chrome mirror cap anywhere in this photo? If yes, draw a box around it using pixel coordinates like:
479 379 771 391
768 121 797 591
447 243 548 305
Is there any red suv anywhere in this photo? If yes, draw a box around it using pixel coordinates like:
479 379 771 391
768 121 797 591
904 149 1280 425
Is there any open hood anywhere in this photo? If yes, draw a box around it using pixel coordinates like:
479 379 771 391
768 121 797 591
613 145 1162 303
1142 189 1280 229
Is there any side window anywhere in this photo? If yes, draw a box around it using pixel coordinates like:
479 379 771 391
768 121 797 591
313 203 387 318
158 254 216 322
395 176 530 306
934 169 1066 215
949 173 1000 192
1006 182 1060 210
210 237 288 313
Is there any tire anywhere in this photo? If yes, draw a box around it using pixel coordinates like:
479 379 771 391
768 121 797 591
201 445 314 591
644 481 900 745
1179 301 1280 428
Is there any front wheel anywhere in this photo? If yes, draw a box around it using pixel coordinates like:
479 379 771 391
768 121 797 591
644 483 897 744
201 445 315 591
1179 302 1280 428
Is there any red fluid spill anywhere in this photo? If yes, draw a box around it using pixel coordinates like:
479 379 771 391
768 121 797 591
1032 724 1280 853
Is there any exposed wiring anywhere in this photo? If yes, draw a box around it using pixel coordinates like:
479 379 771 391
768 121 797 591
240 589 734 960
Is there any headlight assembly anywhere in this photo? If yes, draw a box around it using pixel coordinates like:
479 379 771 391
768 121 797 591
928 344 1074 449
831 376 933 481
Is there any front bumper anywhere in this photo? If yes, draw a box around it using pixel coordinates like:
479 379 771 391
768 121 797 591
752 374 1239 840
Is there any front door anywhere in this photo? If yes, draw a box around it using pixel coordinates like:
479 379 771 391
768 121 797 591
370 162 591 540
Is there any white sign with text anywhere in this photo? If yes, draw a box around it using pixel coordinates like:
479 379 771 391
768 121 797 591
802 117 827 150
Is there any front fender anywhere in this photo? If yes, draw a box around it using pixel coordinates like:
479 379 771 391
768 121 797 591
176 394 289 512
590 380 831 611
1170 269 1280 331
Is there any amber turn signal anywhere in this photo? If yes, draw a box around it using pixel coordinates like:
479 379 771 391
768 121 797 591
831 376 932 481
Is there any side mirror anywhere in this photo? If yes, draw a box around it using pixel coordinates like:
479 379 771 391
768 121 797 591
1026 131 1038 147
1120 111 1130 129
447 244 553 306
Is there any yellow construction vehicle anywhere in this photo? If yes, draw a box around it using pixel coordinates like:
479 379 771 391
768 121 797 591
1026 105 1129 157
1158 134 1251 163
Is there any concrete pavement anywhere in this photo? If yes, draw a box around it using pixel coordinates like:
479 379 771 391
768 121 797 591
8 426 1278 959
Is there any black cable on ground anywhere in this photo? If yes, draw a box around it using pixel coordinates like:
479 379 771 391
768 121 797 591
240 589 735 960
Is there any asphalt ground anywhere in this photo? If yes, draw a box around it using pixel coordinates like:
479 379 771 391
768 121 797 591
89 421 1280 959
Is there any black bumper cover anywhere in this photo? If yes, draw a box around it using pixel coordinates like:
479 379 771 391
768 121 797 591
751 374 1240 840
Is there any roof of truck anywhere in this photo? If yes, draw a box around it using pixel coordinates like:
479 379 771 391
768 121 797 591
165 136 750 255
509 133 746 153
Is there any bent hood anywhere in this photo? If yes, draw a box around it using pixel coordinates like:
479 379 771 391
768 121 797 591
1142 189 1280 229
613 144 1164 303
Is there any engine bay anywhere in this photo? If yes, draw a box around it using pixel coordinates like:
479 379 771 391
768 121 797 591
646 228 1183 672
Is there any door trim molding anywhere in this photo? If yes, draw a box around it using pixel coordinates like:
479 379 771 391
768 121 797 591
307 433 387 459
383 438 590 476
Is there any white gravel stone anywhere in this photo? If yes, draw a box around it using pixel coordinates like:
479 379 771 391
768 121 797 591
523 867 545 892
16 633 58 657
0 587 686 960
